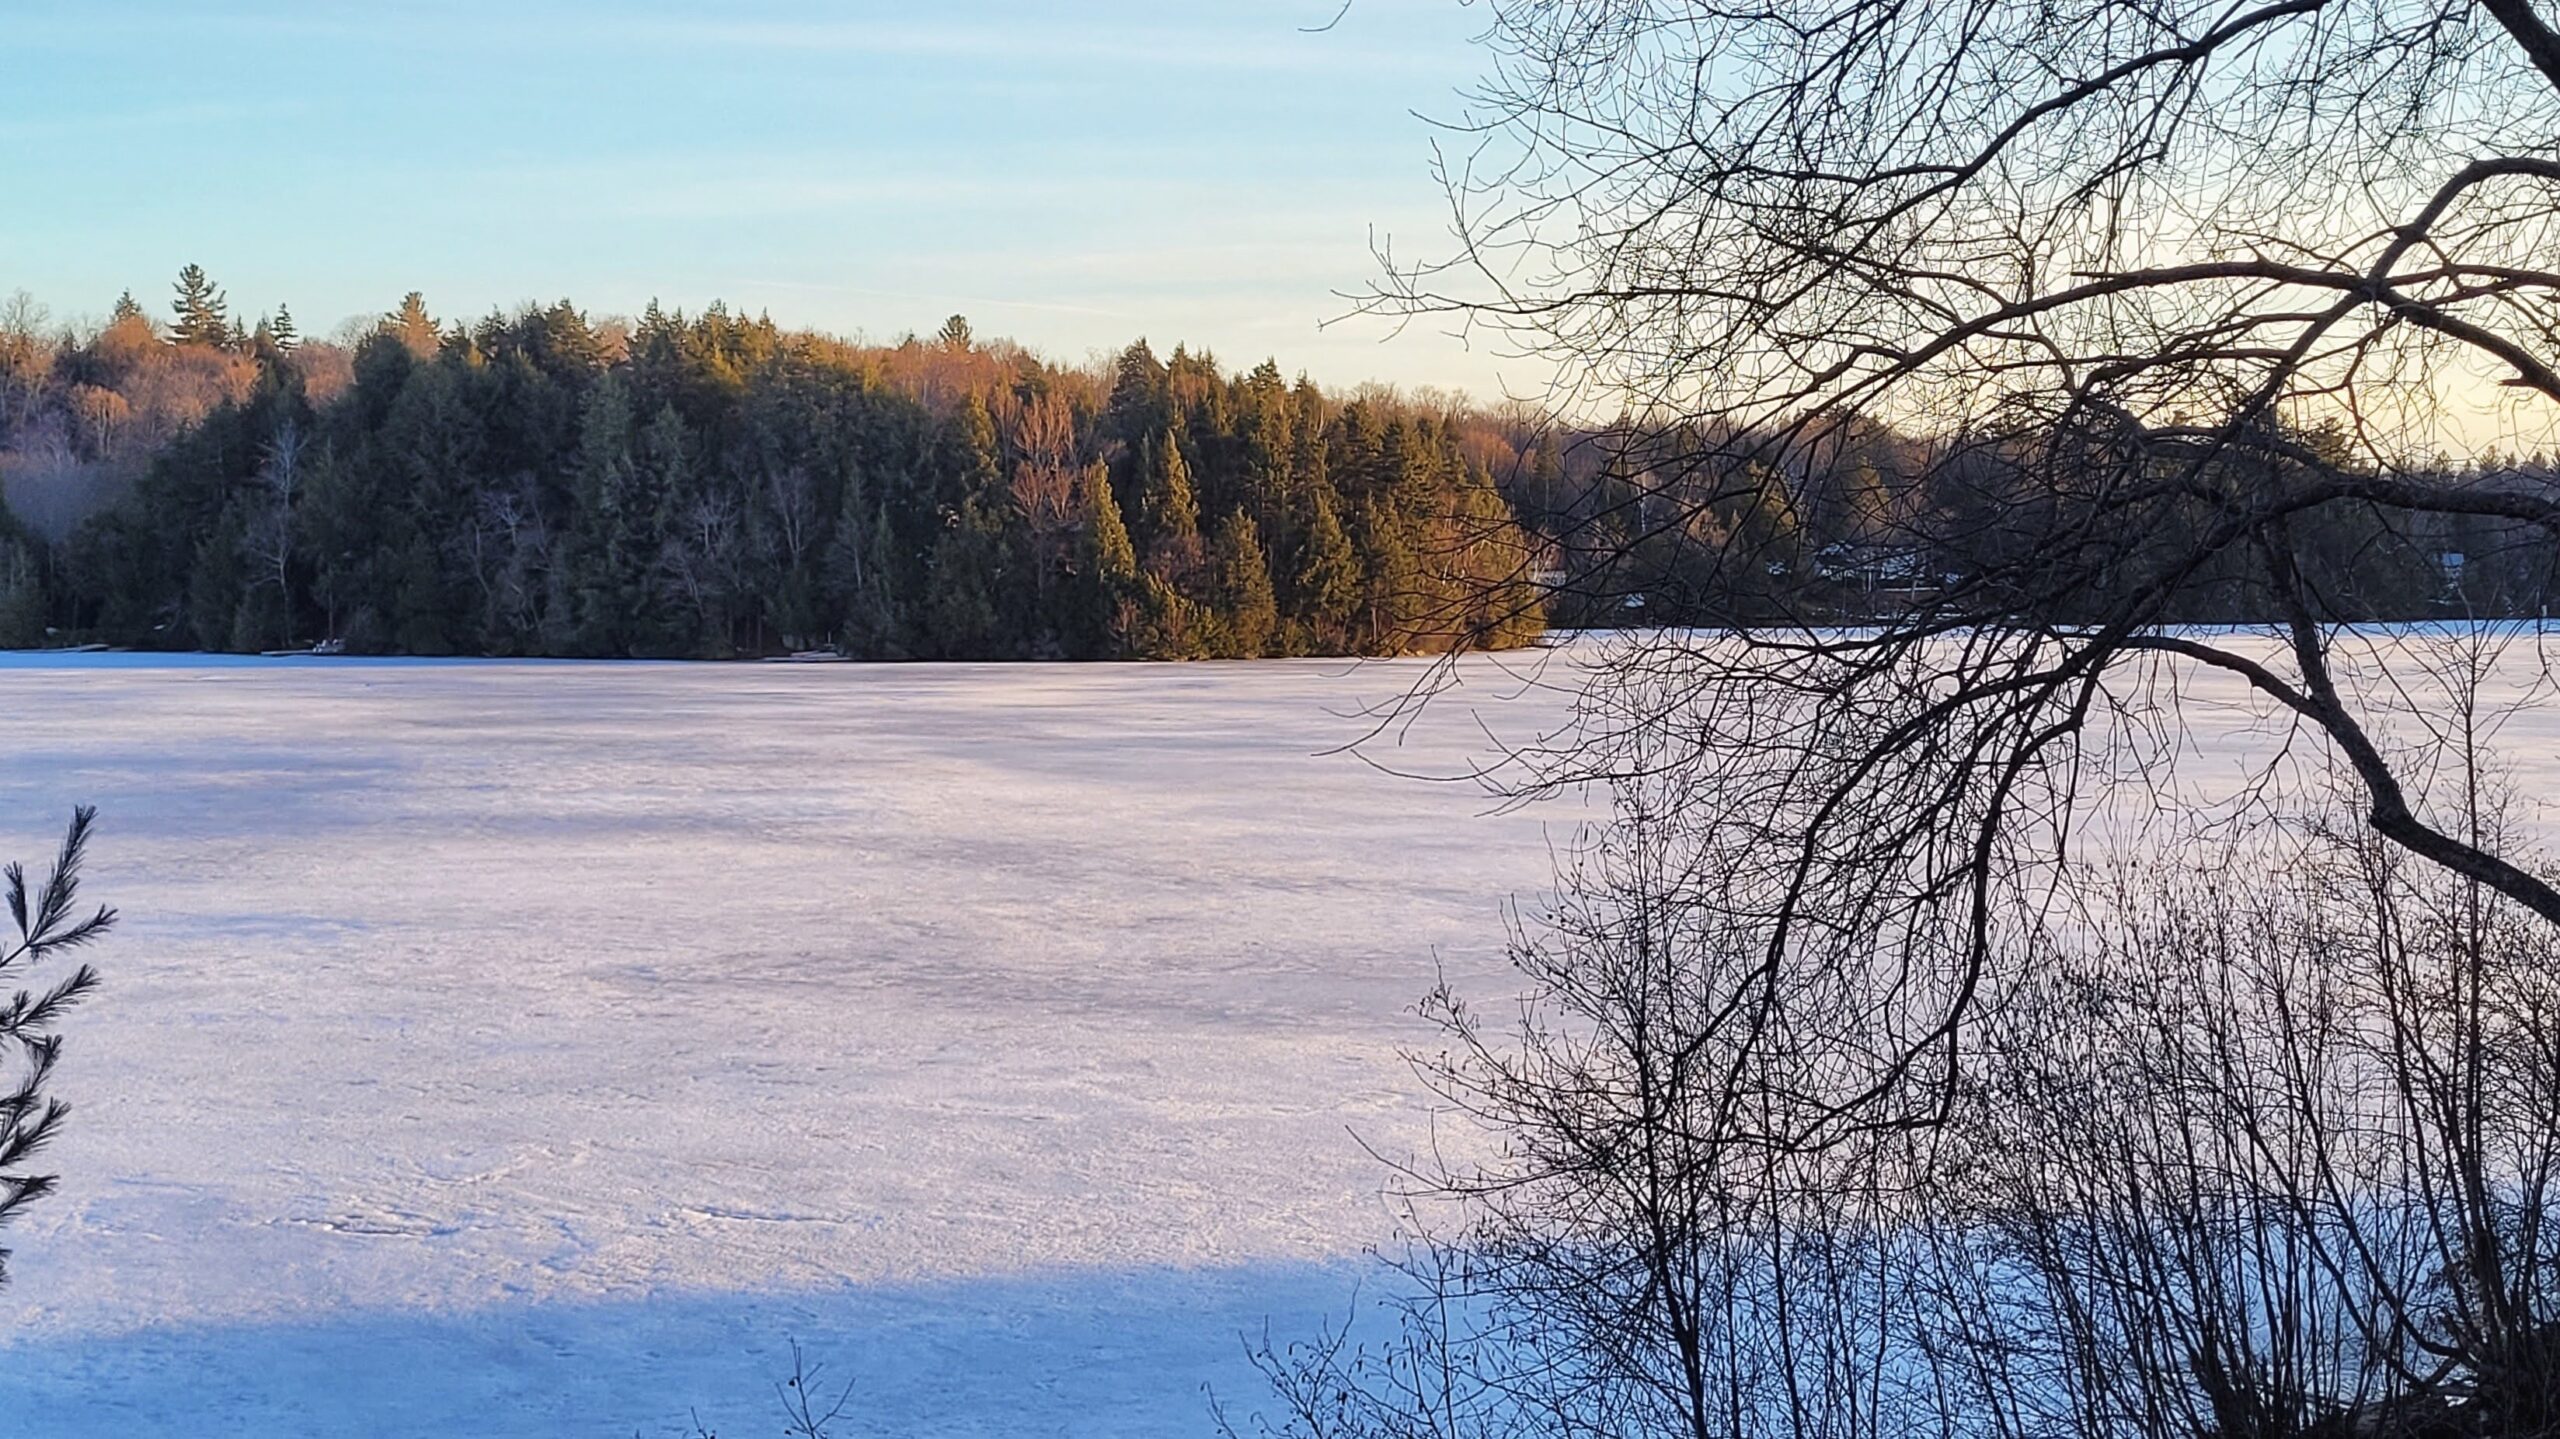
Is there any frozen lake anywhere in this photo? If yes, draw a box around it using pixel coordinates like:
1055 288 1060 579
0 634 2551 1436
0 653 1588 1437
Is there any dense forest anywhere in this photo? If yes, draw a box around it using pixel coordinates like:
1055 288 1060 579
0 272 1542 659
1 270 2552 659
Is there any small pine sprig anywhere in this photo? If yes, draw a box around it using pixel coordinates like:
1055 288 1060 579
0 806 113 1287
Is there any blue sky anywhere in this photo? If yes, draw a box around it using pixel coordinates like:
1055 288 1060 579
1 1 1536 396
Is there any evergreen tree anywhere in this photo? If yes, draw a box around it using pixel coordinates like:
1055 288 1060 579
834 489 906 652
950 394 1003 505
937 314 973 351
1354 497 1423 653
0 541 45 648
268 304 299 353
109 291 145 326
1130 572 1207 660
186 505 253 649
924 499 1006 656
827 484 904 657
1075 461 1139 656
568 373 642 653
1208 510 1278 658
385 292 439 357
1290 484 1361 649
1134 432 1202 582
1104 340 1170 455
170 265 230 349
1524 431 1565 522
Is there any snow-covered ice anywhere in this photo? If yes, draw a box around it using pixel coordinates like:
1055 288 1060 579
0 653 1586 1437
0 635 2552 1437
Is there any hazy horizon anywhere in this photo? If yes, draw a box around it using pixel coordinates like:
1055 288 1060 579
4 1 1551 404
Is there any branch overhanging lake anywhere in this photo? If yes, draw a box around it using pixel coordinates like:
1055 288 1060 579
1373 0 2560 1134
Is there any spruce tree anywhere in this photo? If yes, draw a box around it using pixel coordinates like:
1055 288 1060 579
385 292 439 357
109 291 145 326
924 499 1005 657
1208 510 1278 658
569 374 640 653
1354 497 1423 654
1290 484 1361 649
1135 433 1202 582
1131 573 1207 661
826 474 905 658
1076 461 1139 656
1081 461 1138 583
1106 340 1168 441
268 304 299 353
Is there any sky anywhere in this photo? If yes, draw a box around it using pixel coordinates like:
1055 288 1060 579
0 1 1542 398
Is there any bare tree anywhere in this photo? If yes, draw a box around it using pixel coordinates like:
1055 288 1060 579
1009 389 1083 611
662 490 745 645
1238 708 2560 1436
240 419 307 647
0 292 55 440
1330 0 2560 1195
1251 15 2560 1420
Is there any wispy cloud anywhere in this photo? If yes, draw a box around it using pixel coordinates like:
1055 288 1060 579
0 98 308 142
8 5 1453 78
727 277 1127 322
609 15 1450 78
438 157 1294 223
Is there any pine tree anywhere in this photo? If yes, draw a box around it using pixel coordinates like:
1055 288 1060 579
936 314 973 351
170 265 230 349
268 304 299 353
1208 510 1278 658
109 291 146 326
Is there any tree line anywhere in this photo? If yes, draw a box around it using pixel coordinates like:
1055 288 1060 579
0 273 1544 659
8 270 2548 662
1513 414 2560 630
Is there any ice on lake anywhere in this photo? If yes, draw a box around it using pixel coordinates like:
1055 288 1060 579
0 634 2552 1437
0 653 1587 1437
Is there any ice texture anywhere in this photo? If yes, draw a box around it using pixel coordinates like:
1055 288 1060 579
0 634 2552 1436
0 653 1583 1437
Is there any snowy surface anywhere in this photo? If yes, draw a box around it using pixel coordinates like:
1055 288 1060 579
0 635 2552 1436
0 653 1587 1437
